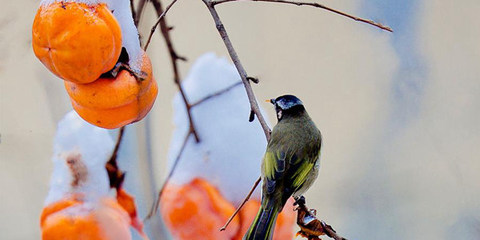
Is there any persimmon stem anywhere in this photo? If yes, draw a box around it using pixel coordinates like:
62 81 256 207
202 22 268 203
220 176 261 231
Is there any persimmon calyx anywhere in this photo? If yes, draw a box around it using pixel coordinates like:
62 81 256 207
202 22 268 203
104 62 147 81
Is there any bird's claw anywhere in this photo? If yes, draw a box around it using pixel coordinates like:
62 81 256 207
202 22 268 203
294 196 306 206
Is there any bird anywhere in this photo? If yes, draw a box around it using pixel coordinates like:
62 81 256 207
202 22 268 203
244 94 322 240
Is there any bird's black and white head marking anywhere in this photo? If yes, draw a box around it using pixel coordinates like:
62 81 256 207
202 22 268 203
270 95 305 121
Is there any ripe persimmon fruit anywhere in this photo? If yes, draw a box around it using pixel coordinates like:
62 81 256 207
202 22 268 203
32 1 122 84
161 178 241 240
65 52 158 129
41 197 132 240
161 178 296 240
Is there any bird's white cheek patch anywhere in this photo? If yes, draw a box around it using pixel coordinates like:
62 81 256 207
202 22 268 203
277 110 283 120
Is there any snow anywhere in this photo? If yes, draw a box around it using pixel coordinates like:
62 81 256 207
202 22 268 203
45 111 114 205
168 53 270 205
40 0 103 6
107 0 143 71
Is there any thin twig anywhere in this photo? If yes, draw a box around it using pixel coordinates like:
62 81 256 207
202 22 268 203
143 0 180 51
130 0 137 25
202 0 272 140
191 81 243 107
134 0 148 26
106 127 126 190
212 0 392 32
146 132 192 220
150 0 200 143
220 176 261 231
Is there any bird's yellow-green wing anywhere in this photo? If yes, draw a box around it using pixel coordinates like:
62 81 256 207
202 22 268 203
262 137 320 205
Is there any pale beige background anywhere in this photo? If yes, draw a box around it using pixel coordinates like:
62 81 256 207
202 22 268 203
1 0 479 239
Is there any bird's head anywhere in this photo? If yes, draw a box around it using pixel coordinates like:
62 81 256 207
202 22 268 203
268 95 306 121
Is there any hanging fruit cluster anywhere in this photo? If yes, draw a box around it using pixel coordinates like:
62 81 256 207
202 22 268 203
32 0 157 129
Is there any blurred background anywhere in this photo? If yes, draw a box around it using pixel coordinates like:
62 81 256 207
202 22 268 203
1 0 479 239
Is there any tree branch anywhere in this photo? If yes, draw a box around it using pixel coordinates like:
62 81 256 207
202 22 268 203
130 0 137 25
190 81 242 107
220 176 261 231
148 0 201 144
144 0 181 51
212 0 392 32
134 0 148 26
202 0 272 141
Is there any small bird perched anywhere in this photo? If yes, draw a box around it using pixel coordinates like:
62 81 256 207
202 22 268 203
244 95 322 240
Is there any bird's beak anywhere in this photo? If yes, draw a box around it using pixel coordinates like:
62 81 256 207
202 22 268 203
266 99 275 104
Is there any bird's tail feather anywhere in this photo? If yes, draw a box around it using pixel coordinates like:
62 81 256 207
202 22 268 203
243 198 280 240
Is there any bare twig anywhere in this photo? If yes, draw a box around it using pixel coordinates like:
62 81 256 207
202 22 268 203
212 0 393 32
143 0 180 51
130 0 137 25
220 176 261 231
146 131 192 220
106 127 126 190
191 81 242 107
149 0 200 144
202 0 272 140
134 0 148 26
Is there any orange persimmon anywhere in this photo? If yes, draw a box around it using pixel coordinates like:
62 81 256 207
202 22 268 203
41 197 132 240
161 178 241 240
65 52 158 129
32 1 122 84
